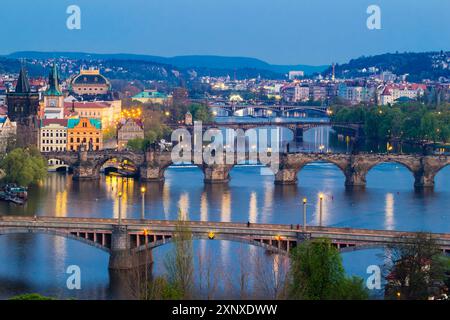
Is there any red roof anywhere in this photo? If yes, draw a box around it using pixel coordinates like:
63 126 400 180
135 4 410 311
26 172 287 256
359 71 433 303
41 119 68 127
64 101 111 109
0 106 7 115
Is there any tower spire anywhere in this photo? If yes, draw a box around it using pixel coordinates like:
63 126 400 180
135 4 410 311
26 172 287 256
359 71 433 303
15 64 31 93
45 64 62 96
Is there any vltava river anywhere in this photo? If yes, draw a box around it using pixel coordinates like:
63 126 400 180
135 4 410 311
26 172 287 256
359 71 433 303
0 127 449 299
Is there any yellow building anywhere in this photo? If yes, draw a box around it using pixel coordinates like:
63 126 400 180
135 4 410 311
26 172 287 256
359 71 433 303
64 100 121 129
67 118 102 151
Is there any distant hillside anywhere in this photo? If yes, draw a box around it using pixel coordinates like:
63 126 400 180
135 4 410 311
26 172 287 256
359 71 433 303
7 51 327 76
323 51 450 81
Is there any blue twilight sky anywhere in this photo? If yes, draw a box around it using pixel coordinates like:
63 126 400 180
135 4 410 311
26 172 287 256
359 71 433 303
0 0 449 65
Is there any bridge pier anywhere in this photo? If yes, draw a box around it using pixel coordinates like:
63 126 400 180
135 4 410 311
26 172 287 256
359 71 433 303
109 225 133 270
139 165 165 182
344 171 367 189
413 171 435 189
203 164 232 184
274 169 298 185
294 128 303 143
72 163 100 180
109 225 153 271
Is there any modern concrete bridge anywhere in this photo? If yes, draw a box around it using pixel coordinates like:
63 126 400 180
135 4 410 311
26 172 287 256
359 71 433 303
0 216 449 270
42 148 450 189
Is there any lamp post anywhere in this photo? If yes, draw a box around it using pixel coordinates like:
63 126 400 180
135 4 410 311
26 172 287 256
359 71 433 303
302 198 307 232
140 186 146 220
117 191 123 225
319 193 324 227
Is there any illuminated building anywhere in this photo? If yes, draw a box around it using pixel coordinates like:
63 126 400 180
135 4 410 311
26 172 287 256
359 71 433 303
67 118 102 151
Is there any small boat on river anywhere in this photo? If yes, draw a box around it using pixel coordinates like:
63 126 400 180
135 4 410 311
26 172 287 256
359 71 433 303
0 184 28 205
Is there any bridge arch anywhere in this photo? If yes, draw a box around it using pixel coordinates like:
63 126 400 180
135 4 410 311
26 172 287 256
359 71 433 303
434 163 450 190
93 154 145 177
364 161 417 188
296 158 348 178
282 107 327 117
134 233 290 256
0 228 111 253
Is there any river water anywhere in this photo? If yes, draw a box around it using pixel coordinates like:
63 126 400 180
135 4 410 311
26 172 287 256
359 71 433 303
0 121 449 299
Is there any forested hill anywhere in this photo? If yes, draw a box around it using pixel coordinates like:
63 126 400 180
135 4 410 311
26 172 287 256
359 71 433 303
323 51 450 81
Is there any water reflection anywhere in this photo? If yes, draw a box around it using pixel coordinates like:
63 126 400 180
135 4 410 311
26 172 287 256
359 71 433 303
1 133 450 299
385 193 395 230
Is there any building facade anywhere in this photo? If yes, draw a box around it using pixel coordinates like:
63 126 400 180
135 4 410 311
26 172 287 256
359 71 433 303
67 118 102 151
6 67 40 147
117 118 144 150
0 116 17 153
64 101 121 128
42 64 64 119
38 119 68 152
70 68 111 96
132 90 171 105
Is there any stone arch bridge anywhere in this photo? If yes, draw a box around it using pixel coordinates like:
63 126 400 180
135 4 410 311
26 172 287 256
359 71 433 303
42 149 450 189
1 216 449 270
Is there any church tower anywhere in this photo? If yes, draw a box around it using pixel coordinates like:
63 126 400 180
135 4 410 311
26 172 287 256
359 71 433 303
43 64 64 119
6 65 40 147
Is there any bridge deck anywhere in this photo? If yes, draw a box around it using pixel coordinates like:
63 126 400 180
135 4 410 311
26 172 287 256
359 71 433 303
1 216 449 244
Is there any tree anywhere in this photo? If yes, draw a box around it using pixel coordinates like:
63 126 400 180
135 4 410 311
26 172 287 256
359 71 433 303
384 232 448 300
189 103 213 122
164 210 195 299
9 293 54 300
289 238 368 300
127 138 151 152
0 147 47 186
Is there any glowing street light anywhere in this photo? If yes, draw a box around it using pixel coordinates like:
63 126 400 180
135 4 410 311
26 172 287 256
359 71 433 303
140 186 146 220
302 198 307 232
319 193 324 227
117 191 123 225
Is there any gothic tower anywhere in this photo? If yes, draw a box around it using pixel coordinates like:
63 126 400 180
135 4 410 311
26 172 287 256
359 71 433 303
6 66 40 147
43 64 64 119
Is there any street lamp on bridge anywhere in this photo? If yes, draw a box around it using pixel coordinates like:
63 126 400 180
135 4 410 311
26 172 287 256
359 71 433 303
140 186 146 220
302 198 307 232
319 193 324 227
117 191 123 225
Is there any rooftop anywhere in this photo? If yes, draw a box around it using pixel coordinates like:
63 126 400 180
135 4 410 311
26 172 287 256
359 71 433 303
132 90 168 99
67 118 102 130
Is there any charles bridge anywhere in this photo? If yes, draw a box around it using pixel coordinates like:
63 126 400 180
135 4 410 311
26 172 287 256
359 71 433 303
1 216 449 270
42 147 450 189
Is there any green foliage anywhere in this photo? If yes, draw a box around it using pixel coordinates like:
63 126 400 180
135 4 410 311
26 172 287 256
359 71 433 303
332 103 450 143
127 138 151 152
189 103 213 122
102 126 117 140
146 276 184 300
9 293 54 300
289 238 368 300
164 210 195 299
0 148 47 186
385 232 449 300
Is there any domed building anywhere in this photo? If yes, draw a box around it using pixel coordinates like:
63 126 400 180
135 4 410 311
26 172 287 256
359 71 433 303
70 68 111 96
